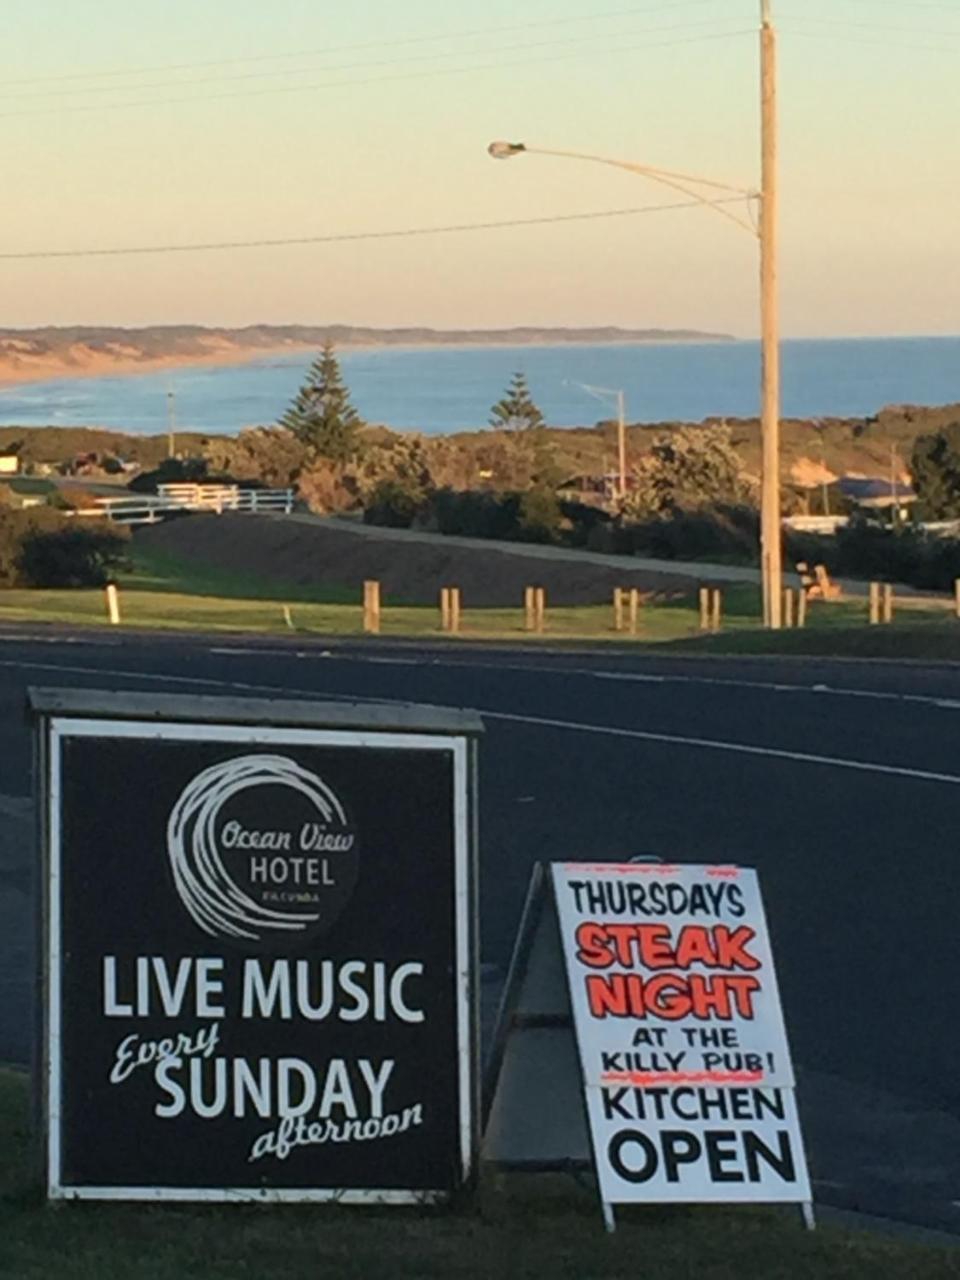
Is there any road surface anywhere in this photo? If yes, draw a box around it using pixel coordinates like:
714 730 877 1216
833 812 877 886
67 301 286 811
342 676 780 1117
1 626 958 1229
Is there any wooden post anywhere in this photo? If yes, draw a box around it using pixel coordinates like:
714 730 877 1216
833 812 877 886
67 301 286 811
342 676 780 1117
535 587 546 634
613 588 624 633
105 582 120 626
882 583 894 625
440 588 451 632
628 588 640 636
699 587 710 631
782 588 794 629
363 580 381 634
524 587 535 632
868 582 880 625
797 588 807 629
450 588 461 635
711 588 723 634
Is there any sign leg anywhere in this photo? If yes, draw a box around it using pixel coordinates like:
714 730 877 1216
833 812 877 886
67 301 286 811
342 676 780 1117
601 1200 617 1234
801 1201 816 1231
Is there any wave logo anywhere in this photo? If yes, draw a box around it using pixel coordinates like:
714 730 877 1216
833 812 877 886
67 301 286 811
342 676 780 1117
167 754 359 943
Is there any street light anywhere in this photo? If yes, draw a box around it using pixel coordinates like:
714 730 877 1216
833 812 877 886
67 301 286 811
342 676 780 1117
488 1 782 627
566 380 628 501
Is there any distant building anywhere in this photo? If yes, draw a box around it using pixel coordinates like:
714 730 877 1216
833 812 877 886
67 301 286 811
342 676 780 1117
839 476 917 511
0 452 20 475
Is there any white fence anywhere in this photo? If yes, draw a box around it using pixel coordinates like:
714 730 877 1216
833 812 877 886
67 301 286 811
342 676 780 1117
72 485 295 525
782 515 850 534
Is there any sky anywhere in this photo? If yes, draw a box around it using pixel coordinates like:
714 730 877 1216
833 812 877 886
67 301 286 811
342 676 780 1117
3 0 958 339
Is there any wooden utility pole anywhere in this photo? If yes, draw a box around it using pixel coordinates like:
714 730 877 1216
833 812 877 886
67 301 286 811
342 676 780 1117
166 389 177 460
760 0 782 629
616 389 627 501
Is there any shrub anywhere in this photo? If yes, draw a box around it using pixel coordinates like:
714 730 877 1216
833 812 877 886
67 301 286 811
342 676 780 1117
620 505 759 564
516 486 564 544
363 479 424 529
428 489 523 540
0 508 129 588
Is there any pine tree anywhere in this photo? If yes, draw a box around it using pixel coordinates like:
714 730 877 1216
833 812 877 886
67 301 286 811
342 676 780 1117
280 342 363 462
489 372 545 431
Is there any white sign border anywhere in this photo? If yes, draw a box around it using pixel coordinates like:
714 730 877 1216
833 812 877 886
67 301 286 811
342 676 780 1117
45 717 473 1205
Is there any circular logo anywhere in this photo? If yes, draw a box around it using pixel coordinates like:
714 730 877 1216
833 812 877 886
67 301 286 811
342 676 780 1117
166 754 359 942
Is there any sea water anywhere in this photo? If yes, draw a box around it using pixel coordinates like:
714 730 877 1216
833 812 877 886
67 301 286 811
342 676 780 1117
0 336 957 435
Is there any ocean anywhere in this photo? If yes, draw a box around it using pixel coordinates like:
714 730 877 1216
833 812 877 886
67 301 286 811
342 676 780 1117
0 336 957 436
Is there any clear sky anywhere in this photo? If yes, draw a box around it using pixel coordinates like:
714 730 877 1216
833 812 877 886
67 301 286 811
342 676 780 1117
3 0 958 338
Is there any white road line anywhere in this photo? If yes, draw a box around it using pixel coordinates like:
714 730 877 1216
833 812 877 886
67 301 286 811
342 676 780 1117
3 656 958 788
287 649 960 712
480 709 960 787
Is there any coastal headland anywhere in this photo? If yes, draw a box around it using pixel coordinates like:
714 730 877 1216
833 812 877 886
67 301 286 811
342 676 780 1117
0 324 735 390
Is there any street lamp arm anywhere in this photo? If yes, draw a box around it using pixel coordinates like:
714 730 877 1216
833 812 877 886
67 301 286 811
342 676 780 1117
521 145 759 239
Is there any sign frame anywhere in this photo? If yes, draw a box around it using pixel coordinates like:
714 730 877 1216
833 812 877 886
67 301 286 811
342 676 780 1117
484 861 813 1233
31 686 483 1205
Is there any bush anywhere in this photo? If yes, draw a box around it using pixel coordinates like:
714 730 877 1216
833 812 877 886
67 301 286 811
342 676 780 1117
427 489 523 540
516 486 564 544
620 505 759 564
363 479 424 529
0 508 129 588
785 517 960 592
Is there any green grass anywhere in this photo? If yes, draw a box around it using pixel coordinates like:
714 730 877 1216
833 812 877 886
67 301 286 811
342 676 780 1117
0 1070 956 1280
0 544 957 657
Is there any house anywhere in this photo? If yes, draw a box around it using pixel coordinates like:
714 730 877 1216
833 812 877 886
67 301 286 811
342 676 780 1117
0 477 56 509
0 447 20 475
839 476 917 512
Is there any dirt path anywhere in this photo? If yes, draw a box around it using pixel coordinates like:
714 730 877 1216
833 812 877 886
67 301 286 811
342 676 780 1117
135 513 739 606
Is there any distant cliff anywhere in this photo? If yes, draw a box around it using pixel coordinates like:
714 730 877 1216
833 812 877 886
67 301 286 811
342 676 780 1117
0 324 735 386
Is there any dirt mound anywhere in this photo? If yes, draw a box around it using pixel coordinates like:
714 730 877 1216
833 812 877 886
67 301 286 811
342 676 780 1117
135 514 698 607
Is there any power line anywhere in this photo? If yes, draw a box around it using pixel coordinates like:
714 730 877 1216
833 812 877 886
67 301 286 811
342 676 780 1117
0 20 758 102
782 28 960 54
0 29 754 120
0 195 752 261
782 15 960 39
0 0 741 88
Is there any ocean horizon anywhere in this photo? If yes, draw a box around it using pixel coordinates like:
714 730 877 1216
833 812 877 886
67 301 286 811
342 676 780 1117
0 335 957 436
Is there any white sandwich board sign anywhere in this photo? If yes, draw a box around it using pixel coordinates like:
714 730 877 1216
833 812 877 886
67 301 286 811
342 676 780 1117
484 862 811 1230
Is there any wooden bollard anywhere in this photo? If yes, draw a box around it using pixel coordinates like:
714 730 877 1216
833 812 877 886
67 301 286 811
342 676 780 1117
797 588 808 629
363 579 381 634
699 587 710 631
627 588 640 636
783 588 794 630
710 588 722 634
613 588 624 633
524 586 535 632
105 581 120 626
882 583 894 625
525 587 545 633
441 587 461 634
868 582 880 626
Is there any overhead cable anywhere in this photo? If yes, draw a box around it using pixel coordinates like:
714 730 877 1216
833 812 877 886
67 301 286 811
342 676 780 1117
0 196 752 262
0 0 742 88
0 29 754 120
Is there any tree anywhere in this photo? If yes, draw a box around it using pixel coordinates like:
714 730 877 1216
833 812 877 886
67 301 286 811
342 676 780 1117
489 372 545 431
910 423 960 519
622 425 750 518
280 342 364 463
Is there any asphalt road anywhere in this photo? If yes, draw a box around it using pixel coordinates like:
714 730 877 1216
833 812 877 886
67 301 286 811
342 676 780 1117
1 627 959 1229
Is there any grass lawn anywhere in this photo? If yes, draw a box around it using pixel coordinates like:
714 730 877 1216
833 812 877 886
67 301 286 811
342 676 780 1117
0 1071 956 1280
0 543 957 657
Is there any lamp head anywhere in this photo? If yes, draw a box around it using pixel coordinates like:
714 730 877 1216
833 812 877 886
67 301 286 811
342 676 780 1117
487 140 526 160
